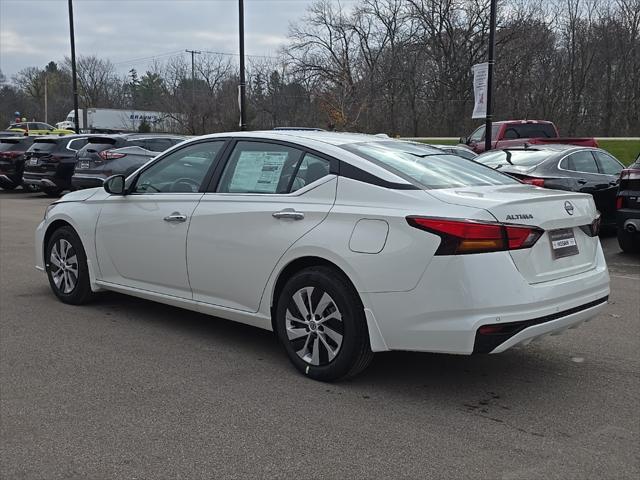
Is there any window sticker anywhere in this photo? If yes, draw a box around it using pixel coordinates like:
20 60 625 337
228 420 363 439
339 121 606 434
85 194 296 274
229 151 289 193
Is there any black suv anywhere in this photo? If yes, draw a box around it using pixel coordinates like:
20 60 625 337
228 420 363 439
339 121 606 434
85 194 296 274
71 134 185 189
22 135 94 196
616 155 640 253
0 136 36 190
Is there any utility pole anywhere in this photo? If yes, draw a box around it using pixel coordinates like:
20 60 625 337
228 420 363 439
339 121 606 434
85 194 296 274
484 0 497 152
68 0 80 134
238 0 247 130
185 49 201 103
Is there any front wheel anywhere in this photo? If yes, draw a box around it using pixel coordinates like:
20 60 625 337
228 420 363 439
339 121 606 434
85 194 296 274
42 187 63 197
275 266 373 381
45 226 95 304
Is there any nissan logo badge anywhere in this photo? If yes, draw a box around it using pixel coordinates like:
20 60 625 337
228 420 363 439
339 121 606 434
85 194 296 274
564 201 574 215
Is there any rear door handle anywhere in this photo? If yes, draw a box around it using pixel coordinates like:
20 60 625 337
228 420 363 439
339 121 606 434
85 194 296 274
163 212 187 223
272 208 305 220
577 179 587 185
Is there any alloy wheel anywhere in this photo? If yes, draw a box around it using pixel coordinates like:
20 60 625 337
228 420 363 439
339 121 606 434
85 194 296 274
285 286 344 366
50 238 78 294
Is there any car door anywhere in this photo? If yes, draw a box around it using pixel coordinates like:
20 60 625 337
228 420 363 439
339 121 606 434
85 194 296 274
95 140 226 298
593 150 625 222
187 139 337 312
559 150 610 213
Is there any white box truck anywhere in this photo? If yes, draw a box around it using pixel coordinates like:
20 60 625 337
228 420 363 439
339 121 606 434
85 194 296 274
56 108 182 133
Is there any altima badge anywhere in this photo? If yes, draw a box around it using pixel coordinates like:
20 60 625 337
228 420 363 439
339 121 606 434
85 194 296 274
564 201 574 215
506 214 533 220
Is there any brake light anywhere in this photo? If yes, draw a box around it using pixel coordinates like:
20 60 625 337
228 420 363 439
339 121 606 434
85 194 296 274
406 217 543 255
616 196 623 210
0 151 21 159
520 177 545 187
99 150 126 160
579 214 601 236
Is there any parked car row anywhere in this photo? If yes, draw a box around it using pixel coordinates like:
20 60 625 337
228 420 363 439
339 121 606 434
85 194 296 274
0 133 185 196
474 144 638 253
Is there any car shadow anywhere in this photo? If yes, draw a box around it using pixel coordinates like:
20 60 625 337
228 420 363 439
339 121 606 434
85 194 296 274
87 291 576 404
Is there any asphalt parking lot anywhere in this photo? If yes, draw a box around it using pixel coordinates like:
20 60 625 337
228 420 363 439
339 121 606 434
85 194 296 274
1 189 638 479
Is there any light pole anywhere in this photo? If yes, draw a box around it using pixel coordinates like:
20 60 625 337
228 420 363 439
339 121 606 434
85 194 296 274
238 0 247 130
484 0 497 152
68 0 80 133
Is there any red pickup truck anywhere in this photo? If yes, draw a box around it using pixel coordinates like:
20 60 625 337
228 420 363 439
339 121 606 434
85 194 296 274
459 120 598 154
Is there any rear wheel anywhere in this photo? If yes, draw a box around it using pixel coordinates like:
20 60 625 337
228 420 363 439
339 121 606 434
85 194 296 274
45 226 95 304
617 228 640 253
275 266 373 381
42 187 63 197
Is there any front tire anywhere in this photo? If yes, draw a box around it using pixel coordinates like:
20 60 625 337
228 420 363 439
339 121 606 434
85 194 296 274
275 266 373 381
45 226 95 304
42 187 63 197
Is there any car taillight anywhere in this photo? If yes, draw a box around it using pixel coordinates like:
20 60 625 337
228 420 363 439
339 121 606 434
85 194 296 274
0 151 21 159
99 150 126 160
579 214 601 237
406 217 544 255
616 196 623 209
520 177 545 187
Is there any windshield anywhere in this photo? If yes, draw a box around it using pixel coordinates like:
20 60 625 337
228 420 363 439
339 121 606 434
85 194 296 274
476 150 553 168
343 141 519 189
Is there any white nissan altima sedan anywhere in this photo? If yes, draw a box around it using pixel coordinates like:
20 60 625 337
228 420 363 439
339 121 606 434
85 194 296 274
35 131 610 381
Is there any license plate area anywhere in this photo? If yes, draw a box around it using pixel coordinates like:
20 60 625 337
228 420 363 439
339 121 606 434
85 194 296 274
78 161 90 169
28 158 39 166
549 228 579 259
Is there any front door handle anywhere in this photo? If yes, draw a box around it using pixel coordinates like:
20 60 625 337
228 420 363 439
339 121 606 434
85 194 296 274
163 212 187 223
272 208 305 220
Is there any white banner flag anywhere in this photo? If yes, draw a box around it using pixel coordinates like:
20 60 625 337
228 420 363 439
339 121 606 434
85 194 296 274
472 63 489 119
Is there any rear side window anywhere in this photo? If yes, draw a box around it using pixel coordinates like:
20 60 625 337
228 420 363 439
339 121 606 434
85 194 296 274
594 151 623 175
217 141 304 194
344 142 518 189
510 123 556 138
562 151 598 173
78 137 120 156
290 154 331 193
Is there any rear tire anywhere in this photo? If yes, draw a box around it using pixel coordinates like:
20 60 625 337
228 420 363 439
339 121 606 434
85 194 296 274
617 229 640 254
45 226 95 305
42 187 63 197
274 266 374 381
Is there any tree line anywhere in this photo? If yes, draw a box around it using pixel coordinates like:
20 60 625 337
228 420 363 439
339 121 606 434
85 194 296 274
1 0 638 137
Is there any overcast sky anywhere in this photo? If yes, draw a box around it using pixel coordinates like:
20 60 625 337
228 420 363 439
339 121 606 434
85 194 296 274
0 0 331 79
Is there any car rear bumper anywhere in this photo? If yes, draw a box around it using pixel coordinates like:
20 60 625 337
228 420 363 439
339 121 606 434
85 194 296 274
71 174 106 189
363 241 610 354
23 172 69 190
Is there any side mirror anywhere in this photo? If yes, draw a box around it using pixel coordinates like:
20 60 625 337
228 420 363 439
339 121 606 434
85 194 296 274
103 174 126 195
459 137 467 145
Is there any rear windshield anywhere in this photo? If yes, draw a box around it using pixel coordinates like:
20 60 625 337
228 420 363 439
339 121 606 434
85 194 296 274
343 141 518 189
475 150 554 168
0 140 25 152
505 123 557 139
28 141 58 153
78 137 120 154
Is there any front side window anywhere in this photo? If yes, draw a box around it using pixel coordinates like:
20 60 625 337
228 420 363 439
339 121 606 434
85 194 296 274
469 126 484 142
344 141 518 189
217 141 304 194
594 151 623 175
133 141 223 194
562 151 598 173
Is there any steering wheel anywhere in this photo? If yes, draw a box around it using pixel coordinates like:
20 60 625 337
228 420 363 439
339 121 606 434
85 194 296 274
171 177 200 193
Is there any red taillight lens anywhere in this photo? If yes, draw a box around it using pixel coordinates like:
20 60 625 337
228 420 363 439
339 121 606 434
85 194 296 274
98 150 126 160
406 217 543 255
0 151 21 159
615 196 623 210
521 177 545 187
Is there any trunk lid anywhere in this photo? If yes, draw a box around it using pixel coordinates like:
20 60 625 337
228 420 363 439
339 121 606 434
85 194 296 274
427 184 600 283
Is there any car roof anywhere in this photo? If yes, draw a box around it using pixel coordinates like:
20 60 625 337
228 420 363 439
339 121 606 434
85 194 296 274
197 130 436 147
490 120 554 126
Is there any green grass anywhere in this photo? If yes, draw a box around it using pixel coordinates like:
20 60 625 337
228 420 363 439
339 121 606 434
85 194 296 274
412 137 639 166
597 140 639 166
